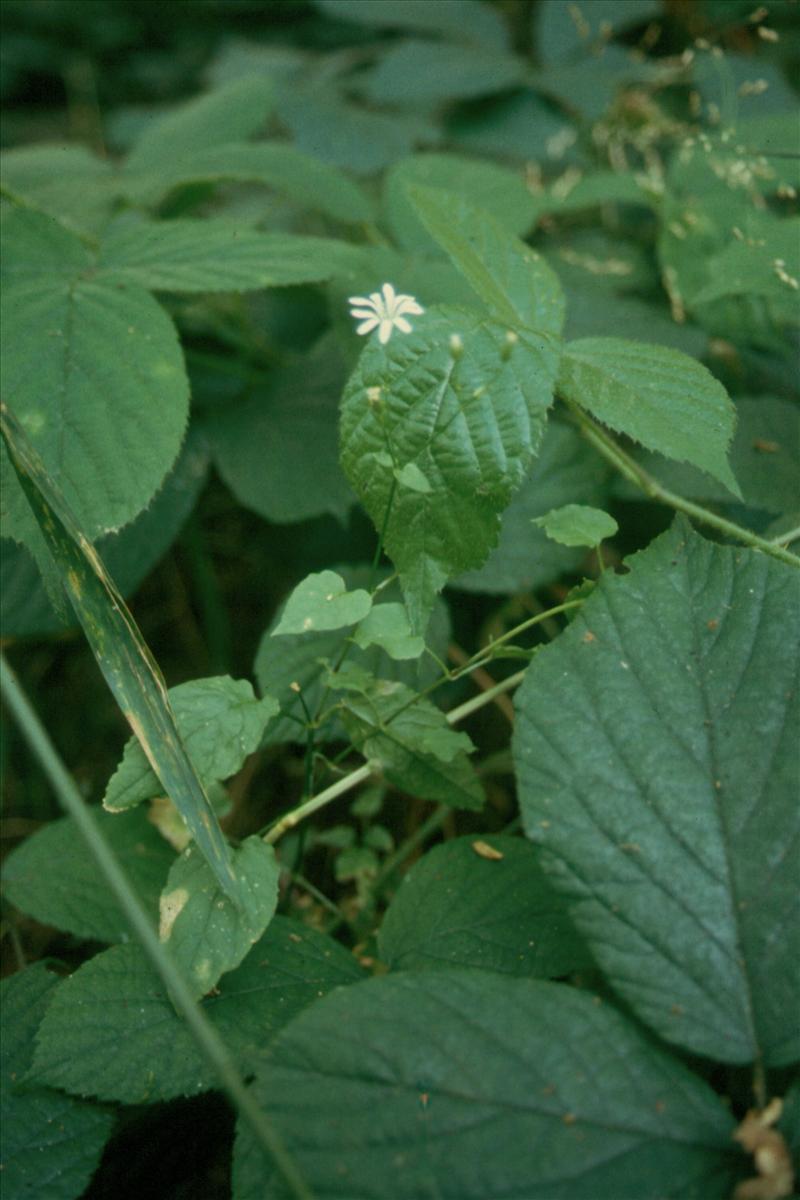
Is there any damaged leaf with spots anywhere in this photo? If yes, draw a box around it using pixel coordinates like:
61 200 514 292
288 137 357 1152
0 404 239 901
158 836 280 999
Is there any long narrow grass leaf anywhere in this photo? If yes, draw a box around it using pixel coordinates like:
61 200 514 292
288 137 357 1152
0 402 239 901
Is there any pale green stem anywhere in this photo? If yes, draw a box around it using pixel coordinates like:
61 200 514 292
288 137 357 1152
770 524 800 548
0 653 312 1200
264 671 527 846
566 400 800 569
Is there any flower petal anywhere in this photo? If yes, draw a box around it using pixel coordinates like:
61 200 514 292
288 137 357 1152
369 291 384 310
348 295 373 308
381 282 397 312
350 308 378 320
394 297 424 316
378 319 394 344
356 317 380 335
393 316 412 334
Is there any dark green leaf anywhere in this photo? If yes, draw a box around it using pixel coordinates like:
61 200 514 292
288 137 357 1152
513 519 800 1065
455 419 610 594
30 919 363 1104
558 337 740 495
206 334 354 525
272 570 372 637
96 219 357 293
2 964 113 1200
408 185 565 335
379 835 591 977
233 969 740 1199
124 75 273 173
340 678 484 810
2 807 174 943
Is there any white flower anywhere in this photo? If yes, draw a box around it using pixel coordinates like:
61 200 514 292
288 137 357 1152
348 282 424 345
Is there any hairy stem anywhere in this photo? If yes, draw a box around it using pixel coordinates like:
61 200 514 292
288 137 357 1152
565 400 800 568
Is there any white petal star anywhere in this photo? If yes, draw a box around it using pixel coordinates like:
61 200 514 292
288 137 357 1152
349 282 424 344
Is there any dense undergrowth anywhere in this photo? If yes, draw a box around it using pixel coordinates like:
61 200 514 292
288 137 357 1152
1 1 798 1197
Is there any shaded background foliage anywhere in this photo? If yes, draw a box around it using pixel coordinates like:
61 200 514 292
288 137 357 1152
1 1 798 1197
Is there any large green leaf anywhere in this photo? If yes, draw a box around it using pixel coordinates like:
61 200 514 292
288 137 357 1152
104 676 277 812
0 143 117 236
383 153 538 256
233 969 740 1199
513 519 800 1065
206 333 353 525
314 0 509 48
124 75 273 173
614 396 800 517
408 185 566 336
1 209 189 547
0 407 239 899
277 86 434 175
2 807 174 943
379 835 591 977
454 418 610 594
558 337 741 495
121 140 373 223
30 918 363 1104
339 678 484 810
2 964 113 1200
365 40 526 104
96 218 357 293
340 307 558 629
159 836 279 999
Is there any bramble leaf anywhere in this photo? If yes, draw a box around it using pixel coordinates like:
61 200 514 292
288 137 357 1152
379 835 591 977
2 965 113 1200
513 519 800 1065
558 337 741 495
233 970 740 1199
31 919 363 1104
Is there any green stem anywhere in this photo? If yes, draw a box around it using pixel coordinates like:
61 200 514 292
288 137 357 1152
264 671 527 846
566 401 800 569
0 653 312 1200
